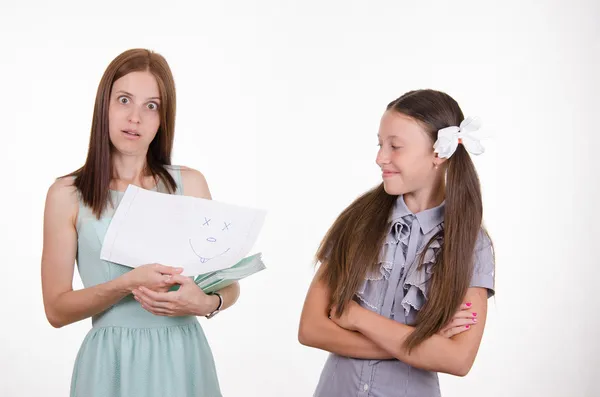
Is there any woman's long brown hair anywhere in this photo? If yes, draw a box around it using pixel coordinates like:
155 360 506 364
317 89 485 352
67 48 177 218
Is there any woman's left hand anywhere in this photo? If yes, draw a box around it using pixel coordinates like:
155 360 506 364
132 275 220 317
329 300 363 331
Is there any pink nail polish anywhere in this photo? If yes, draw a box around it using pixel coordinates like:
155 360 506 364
473 318 478 323
466 302 472 307
465 324 470 329
473 312 477 317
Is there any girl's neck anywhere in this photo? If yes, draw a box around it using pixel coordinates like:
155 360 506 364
403 182 445 214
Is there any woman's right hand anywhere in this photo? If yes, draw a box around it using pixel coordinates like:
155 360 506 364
437 302 478 338
120 264 184 293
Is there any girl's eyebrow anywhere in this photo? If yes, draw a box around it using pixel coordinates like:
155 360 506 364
377 134 403 140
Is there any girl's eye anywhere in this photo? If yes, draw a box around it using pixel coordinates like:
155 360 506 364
118 96 129 104
147 102 159 110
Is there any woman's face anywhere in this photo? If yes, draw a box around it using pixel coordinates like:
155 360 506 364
108 70 161 156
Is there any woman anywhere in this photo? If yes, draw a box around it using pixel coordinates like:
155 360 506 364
299 89 494 396
41 48 237 397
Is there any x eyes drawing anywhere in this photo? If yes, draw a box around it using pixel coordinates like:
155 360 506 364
189 217 232 264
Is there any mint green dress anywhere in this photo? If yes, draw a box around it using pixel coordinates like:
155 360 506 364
70 165 222 397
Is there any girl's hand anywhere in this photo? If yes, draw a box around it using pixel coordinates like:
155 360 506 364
329 300 364 331
437 302 478 338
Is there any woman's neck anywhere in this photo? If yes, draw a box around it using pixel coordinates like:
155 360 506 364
110 152 153 188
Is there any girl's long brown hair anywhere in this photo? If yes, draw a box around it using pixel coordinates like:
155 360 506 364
68 48 177 218
317 89 485 351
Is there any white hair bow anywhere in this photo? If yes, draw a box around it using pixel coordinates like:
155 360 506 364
433 116 485 159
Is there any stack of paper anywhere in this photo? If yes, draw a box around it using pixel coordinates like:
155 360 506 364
100 185 267 278
194 252 266 294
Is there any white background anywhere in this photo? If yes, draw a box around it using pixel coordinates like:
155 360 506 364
1 0 598 396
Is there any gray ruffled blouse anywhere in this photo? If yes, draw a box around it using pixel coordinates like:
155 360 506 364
313 196 495 397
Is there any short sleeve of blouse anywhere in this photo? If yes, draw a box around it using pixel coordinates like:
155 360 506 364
470 229 496 298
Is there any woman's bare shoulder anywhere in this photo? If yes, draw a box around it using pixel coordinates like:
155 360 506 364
178 166 211 199
45 176 79 222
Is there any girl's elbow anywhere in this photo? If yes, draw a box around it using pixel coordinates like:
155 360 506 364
297 321 314 346
448 366 469 377
409 350 474 376
448 355 475 377
298 317 322 347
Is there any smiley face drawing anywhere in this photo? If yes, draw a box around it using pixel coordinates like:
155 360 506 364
188 217 233 264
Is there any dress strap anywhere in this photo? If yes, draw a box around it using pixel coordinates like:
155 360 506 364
163 165 183 195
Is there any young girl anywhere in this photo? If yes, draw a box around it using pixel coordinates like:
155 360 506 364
41 48 238 397
299 89 495 396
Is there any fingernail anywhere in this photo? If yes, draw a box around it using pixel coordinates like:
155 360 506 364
466 302 472 307
465 324 470 329
473 318 478 323
473 312 477 317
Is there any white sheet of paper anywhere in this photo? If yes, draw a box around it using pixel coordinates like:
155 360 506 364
100 185 266 276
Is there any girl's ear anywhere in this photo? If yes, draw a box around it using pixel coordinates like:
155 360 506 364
433 153 448 168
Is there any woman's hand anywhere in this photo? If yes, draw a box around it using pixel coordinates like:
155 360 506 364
132 275 220 317
120 263 184 293
436 302 478 338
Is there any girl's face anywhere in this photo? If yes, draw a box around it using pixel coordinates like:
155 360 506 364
108 70 161 156
376 111 443 196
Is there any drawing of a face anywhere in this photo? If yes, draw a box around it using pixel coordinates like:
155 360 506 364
189 217 233 264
